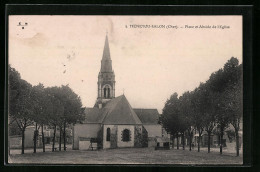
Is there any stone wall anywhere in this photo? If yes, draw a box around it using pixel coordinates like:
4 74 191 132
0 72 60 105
9 136 22 148
110 125 118 148
73 123 101 150
142 125 148 147
134 125 143 147
143 125 162 137
103 125 115 149
117 125 135 148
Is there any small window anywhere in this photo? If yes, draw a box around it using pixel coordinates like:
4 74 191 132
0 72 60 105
106 128 110 141
104 88 107 98
122 129 131 142
108 88 110 98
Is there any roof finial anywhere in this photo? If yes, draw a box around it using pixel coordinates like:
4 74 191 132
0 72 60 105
123 88 125 95
106 29 108 35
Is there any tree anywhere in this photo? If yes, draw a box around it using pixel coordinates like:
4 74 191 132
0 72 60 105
207 58 242 155
45 87 64 152
160 93 181 149
60 85 83 151
222 58 243 156
179 91 194 151
161 92 189 150
9 65 34 154
200 79 218 153
44 85 83 152
191 83 208 152
30 83 53 152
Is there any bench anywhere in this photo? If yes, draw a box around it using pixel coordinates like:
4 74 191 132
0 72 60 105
89 142 98 151
90 146 98 151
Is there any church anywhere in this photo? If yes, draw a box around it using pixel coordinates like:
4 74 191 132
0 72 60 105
72 35 166 150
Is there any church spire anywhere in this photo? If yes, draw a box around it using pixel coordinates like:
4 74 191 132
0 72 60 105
100 34 112 72
95 33 116 108
102 34 111 60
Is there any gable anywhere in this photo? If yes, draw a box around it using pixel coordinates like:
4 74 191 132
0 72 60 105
102 95 142 125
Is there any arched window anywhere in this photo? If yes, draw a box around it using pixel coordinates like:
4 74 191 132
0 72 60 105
103 85 112 98
122 129 131 142
108 88 110 98
106 128 110 141
104 88 107 98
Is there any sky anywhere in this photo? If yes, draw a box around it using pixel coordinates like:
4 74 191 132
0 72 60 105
9 15 242 113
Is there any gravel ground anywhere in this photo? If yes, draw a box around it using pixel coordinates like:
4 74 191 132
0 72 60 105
8 146 243 165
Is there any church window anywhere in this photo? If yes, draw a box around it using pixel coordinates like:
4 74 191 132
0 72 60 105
103 85 112 98
108 88 110 98
122 129 131 142
104 88 107 98
106 128 110 141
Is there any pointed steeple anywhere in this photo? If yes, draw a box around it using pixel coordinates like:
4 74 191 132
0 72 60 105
102 34 111 60
101 34 113 72
96 33 116 107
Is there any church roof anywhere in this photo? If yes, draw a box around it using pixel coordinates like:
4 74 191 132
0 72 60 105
102 95 142 125
133 109 160 125
83 95 143 125
83 107 107 123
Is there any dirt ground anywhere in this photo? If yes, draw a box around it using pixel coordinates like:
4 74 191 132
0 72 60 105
8 146 243 165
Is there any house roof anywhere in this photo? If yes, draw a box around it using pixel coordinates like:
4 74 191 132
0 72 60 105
133 108 160 124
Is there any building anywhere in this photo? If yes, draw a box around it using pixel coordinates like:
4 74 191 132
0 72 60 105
73 35 166 150
9 124 73 149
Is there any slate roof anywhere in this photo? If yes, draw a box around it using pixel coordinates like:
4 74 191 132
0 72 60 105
84 95 142 125
83 108 107 123
133 109 160 124
102 95 142 125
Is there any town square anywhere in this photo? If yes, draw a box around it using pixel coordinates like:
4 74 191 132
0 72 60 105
8 15 243 165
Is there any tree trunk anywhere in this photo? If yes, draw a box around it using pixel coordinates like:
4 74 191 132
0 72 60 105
41 124 45 152
33 123 37 153
177 135 179 149
182 133 185 150
198 132 201 152
52 125 56 152
235 128 239 156
189 133 192 151
172 136 174 149
220 128 223 155
63 122 66 151
21 128 25 154
207 131 211 153
59 126 62 151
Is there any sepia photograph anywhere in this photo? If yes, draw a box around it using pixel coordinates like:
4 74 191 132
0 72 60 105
7 15 243 165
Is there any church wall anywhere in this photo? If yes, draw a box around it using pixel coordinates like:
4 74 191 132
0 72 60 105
73 123 101 150
103 125 115 149
117 125 135 148
143 125 162 147
143 125 162 138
